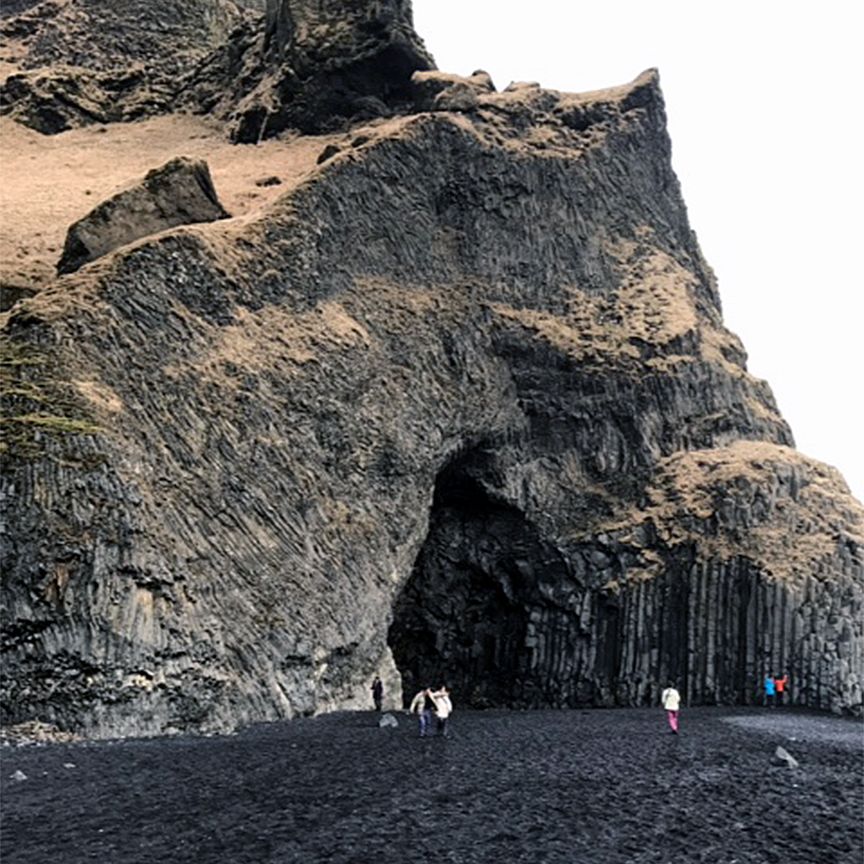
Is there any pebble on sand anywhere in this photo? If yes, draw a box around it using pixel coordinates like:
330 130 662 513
775 745 800 768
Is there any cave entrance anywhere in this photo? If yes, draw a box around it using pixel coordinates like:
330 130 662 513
387 448 567 708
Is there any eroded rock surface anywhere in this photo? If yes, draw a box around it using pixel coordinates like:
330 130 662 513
183 0 435 140
57 157 230 275
0 65 174 135
0 0 434 139
0 0 251 133
1 68 862 738
3 0 246 74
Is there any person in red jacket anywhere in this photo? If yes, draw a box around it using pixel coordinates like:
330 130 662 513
774 674 789 706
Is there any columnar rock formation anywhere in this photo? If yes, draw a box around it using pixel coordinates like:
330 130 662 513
1 5 861 738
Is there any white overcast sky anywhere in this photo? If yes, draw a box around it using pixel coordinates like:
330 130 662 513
413 1 863 502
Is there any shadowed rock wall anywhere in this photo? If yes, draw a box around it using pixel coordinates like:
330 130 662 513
390 441 863 710
187 0 435 140
2 71 862 737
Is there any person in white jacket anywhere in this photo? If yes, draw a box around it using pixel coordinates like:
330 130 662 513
661 682 681 734
429 686 453 738
408 688 436 737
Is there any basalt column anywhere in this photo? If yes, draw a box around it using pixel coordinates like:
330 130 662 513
387 453 859 712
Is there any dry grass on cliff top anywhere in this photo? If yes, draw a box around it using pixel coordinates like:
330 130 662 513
0 68 657 304
491 247 698 363
0 114 340 295
617 440 864 584
174 300 372 387
173 277 478 394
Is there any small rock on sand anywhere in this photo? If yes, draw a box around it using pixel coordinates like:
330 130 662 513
774 745 800 768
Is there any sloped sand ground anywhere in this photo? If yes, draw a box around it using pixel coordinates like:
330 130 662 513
0 114 339 294
1 707 861 863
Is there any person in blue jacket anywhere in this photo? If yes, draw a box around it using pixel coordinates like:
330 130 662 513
763 674 776 707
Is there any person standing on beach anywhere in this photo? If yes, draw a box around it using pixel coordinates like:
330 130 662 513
773 673 788 706
763 674 776 707
661 682 680 734
408 687 436 737
430 686 453 738
371 676 383 711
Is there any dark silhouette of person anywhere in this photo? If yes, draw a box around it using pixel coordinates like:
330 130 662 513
371 676 383 711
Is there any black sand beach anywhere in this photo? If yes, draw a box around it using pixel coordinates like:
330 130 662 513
2 707 862 864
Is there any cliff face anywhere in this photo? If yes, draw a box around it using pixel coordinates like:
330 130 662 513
182 0 435 141
1 0 434 139
1 15 862 737
0 0 251 133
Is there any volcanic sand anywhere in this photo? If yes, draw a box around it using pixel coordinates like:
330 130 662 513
1 707 861 863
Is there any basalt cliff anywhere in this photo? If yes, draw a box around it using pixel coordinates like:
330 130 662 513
1 1 862 738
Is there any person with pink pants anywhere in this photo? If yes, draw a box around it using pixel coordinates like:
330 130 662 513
661 682 681 734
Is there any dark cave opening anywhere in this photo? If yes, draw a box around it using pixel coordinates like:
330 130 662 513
387 449 562 708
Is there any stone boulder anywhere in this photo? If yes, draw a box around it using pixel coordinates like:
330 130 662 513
57 157 230 275
774 746 800 768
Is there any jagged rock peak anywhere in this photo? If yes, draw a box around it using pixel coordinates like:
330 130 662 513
1 1 437 139
263 0 432 68
208 0 436 140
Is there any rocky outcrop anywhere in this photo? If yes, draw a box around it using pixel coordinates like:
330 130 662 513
1 0 434 139
182 0 435 141
410 69 496 112
0 65 176 135
2 0 247 74
1 68 862 739
57 157 229 275
0 0 251 133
